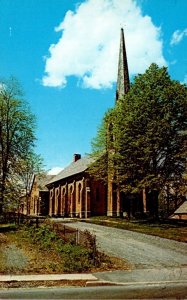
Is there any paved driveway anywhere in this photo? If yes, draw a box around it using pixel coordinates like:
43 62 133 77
67 221 187 269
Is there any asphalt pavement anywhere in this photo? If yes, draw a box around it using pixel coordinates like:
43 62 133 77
0 282 187 299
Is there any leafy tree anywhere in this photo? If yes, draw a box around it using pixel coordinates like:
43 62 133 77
115 64 187 215
90 64 187 217
88 109 115 184
0 77 38 214
14 152 44 215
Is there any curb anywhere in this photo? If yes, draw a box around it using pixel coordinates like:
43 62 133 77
86 279 187 287
86 280 124 287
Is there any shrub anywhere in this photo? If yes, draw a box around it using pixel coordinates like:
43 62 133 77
23 223 110 273
24 224 64 250
61 243 92 272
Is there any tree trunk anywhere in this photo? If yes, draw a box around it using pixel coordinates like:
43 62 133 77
149 190 159 220
0 177 6 215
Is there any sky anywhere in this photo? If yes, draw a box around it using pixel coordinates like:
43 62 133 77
0 0 187 174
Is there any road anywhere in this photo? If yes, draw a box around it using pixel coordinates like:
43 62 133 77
68 221 187 269
0 282 186 299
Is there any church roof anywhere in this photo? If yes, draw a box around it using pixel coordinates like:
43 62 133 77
36 174 55 191
46 156 94 185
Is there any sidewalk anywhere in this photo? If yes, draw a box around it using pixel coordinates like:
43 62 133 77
0 273 97 282
92 267 187 285
1 267 187 286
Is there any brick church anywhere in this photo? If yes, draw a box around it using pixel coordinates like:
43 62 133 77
44 28 152 219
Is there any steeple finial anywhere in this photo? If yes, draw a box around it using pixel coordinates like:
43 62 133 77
116 28 130 102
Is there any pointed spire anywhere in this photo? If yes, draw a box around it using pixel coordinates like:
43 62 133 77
116 28 130 102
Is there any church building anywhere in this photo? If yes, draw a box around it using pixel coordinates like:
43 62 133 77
46 154 107 218
46 28 149 219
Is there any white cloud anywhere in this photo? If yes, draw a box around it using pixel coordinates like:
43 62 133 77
48 167 63 175
42 0 166 89
170 28 187 46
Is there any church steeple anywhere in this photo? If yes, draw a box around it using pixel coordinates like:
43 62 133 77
116 28 130 102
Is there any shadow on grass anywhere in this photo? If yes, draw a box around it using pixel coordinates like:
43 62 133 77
0 224 18 233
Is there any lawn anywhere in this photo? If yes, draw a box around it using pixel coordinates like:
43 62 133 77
83 217 187 243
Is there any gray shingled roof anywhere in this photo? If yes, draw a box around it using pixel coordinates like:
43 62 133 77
37 174 55 191
47 156 95 185
173 201 187 215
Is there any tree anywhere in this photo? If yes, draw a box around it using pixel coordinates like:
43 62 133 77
90 64 187 217
115 64 186 214
88 110 114 184
0 77 37 214
16 152 44 215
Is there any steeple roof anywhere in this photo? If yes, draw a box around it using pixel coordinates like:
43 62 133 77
116 28 130 102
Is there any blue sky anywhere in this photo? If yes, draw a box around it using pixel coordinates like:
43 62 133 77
0 0 186 174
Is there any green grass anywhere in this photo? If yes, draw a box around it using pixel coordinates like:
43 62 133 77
83 216 187 243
